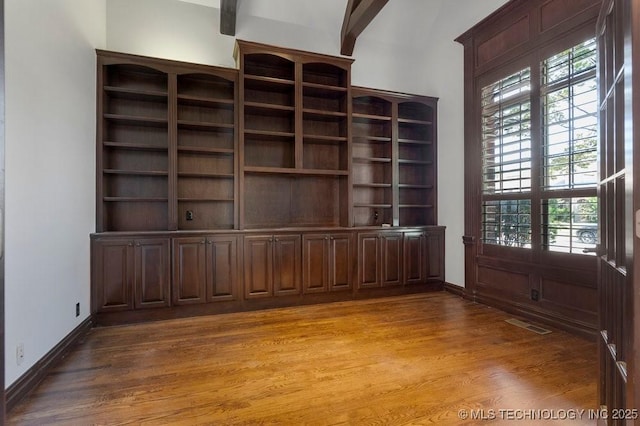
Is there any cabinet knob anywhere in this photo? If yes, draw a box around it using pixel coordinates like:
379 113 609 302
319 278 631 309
128 242 133 247
330 237 334 240
325 236 329 240
200 240 205 244
207 240 213 244
275 238 279 242
135 242 140 247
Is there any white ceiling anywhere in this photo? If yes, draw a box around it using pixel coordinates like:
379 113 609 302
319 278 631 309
175 0 448 49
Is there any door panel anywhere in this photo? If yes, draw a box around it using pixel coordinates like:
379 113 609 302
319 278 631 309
404 232 426 285
303 234 328 294
244 236 273 298
329 234 352 291
172 237 206 305
94 239 133 312
134 238 170 308
381 232 402 286
273 235 301 296
206 236 237 302
358 233 380 288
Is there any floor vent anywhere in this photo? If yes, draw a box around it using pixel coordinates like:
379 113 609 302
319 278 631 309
505 318 552 335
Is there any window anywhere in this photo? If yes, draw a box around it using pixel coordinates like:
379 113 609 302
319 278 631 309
481 38 598 255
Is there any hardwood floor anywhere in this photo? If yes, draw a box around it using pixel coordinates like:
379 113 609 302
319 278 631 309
8 292 597 425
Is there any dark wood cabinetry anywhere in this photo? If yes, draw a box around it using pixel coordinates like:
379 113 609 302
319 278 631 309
92 237 170 312
244 234 301 298
97 51 238 233
173 235 238 305
352 88 437 227
235 41 352 229
92 44 444 325
358 231 403 288
302 233 352 293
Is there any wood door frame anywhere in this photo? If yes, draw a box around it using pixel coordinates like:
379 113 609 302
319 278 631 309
0 0 6 420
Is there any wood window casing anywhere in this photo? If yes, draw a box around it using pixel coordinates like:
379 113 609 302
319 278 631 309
457 0 602 336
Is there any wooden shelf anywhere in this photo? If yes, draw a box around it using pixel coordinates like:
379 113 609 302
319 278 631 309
353 157 392 163
353 136 392 143
177 172 234 178
104 114 168 126
177 146 234 155
177 94 234 108
104 169 168 176
400 204 434 208
398 117 432 125
399 184 434 189
303 135 348 143
354 183 392 188
103 141 167 152
244 166 348 176
398 138 432 145
354 203 392 208
352 112 392 122
177 197 234 202
398 159 433 165
245 102 295 113
303 109 348 120
104 86 168 100
103 197 168 202
244 74 295 88
244 129 295 139
177 120 234 131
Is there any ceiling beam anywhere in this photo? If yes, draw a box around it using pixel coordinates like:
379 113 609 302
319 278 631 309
220 0 237 36
340 0 389 56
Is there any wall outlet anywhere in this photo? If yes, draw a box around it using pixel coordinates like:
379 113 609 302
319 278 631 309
531 289 540 301
16 343 24 366
76 302 80 317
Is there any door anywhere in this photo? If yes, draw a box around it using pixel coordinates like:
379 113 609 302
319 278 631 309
172 237 206 305
273 234 301 296
596 0 640 417
303 234 329 294
93 239 134 312
328 234 352 292
380 232 402 287
206 235 237 302
134 238 170 309
358 233 380 288
243 235 273 298
404 232 426 285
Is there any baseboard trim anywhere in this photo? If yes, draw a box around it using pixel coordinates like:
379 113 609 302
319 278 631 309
443 282 468 298
6 316 94 413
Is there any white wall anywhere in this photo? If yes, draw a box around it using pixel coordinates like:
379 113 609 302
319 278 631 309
104 0 508 288
5 0 106 387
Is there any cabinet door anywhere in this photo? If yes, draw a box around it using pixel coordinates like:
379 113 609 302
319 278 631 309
244 236 273 298
303 234 328 294
134 238 170 309
426 230 444 281
93 239 134 312
404 232 426 285
273 234 301 296
206 236 237 302
381 232 403 287
358 233 380 288
172 237 207 305
329 234 352 291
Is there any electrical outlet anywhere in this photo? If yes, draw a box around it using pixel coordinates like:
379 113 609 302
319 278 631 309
76 302 80 317
531 289 540 301
16 343 24 366
186 210 194 221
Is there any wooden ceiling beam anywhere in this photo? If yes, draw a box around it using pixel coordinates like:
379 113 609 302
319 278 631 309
220 0 238 36
340 0 389 56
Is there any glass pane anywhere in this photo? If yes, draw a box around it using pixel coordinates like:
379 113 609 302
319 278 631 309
541 197 597 255
482 199 531 248
481 69 532 195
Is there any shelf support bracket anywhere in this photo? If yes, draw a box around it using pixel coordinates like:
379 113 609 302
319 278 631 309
220 0 238 36
340 0 389 56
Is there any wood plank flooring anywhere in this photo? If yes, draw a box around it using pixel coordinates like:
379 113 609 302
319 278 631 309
8 292 598 425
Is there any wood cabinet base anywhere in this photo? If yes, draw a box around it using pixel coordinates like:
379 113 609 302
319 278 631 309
91 226 445 326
